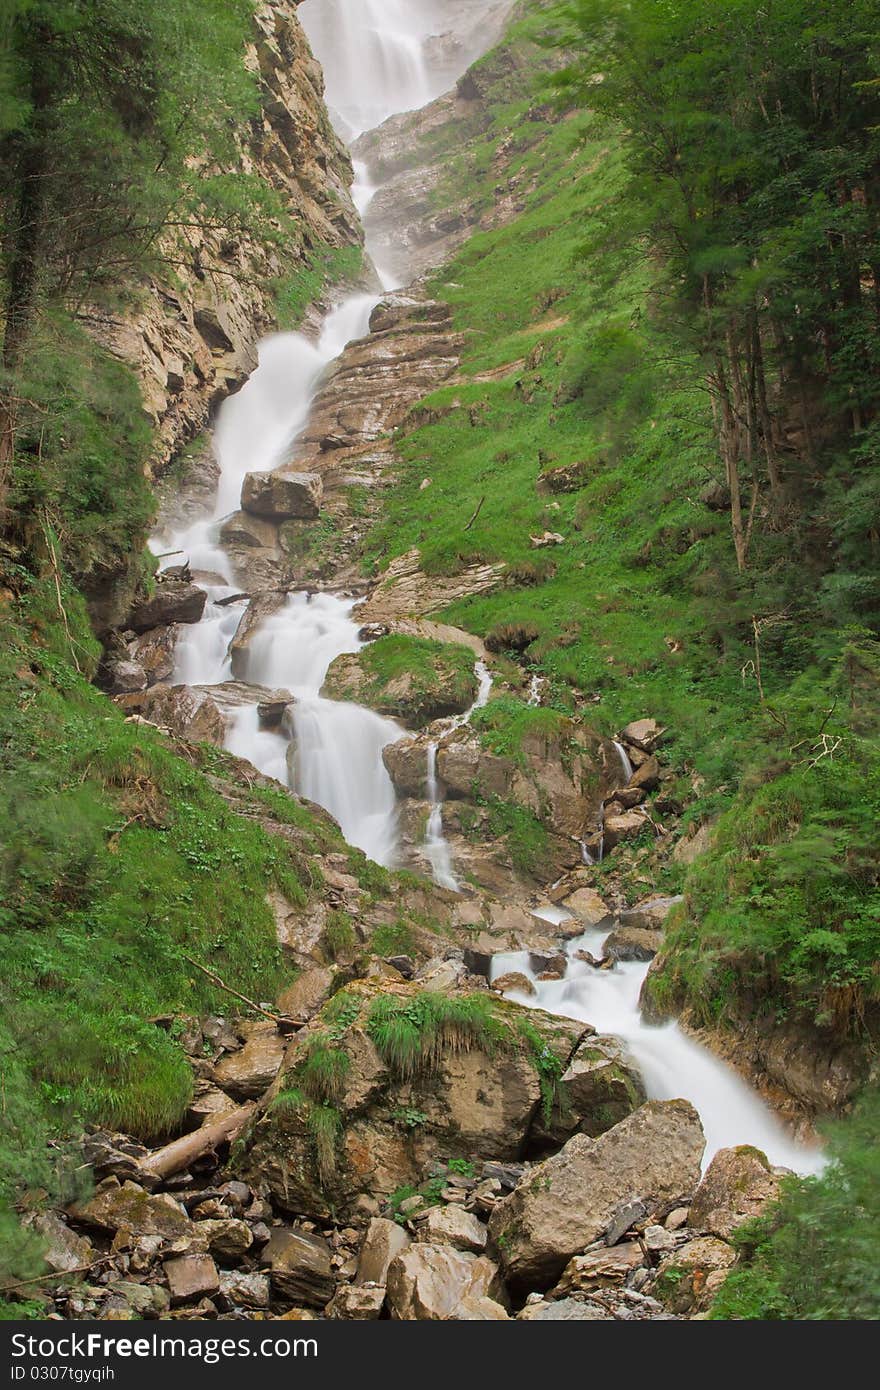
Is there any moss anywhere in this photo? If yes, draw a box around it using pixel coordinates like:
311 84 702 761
370 920 417 958
323 634 478 726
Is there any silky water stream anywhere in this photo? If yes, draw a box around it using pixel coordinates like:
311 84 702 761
152 0 822 1173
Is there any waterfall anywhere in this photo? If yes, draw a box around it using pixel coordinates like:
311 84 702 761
491 924 825 1175
613 738 634 783
421 657 493 888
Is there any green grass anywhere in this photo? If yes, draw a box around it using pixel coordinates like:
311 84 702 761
323 634 478 726
273 244 364 329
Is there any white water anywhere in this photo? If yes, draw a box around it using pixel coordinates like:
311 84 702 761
492 920 824 1174
149 0 822 1174
421 658 493 888
612 739 634 783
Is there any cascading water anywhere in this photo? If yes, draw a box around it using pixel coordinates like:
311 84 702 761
421 658 493 888
492 916 825 1174
151 0 820 1174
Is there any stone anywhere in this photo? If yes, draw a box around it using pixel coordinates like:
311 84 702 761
241 469 322 520
457 1296 510 1320
643 1224 677 1255
519 1297 609 1321
531 1037 646 1148
104 1281 170 1319
629 754 660 790
620 719 663 750
70 1180 193 1241
665 1207 690 1232
108 659 148 694
216 1270 270 1311
194 1218 253 1261
212 1020 286 1099
603 924 663 962
26 1212 95 1274
603 807 649 850
653 1236 736 1315
551 1243 645 1295
416 1206 487 1254
127 624 178 686
491 971 536 997
263 1228 335 1308
604 1198 648 1246
355 1217 410 1286
672 822 713 865
688 1145 782 1240
127 583 207 634
326 1284 386 1320
277 967 334 1023
136 684 227 746
385 1245 503 1321
186 1083 239 1127
164 1253 220 1306
489 1100 705 1291
560 887 611 923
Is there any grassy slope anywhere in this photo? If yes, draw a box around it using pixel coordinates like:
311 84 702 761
362 14 880 1048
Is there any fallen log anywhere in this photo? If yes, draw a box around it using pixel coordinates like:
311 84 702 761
140 1103 256 1182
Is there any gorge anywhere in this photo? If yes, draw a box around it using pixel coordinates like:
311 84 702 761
1 0 877 1325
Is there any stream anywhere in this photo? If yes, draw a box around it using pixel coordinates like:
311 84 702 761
152 0 823 1177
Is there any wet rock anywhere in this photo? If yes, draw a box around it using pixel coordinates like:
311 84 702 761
559 887 611 923
603 924 663 962
262 1228 335 1308
415 1206 487 1254
491 971 535 997
136 684 227 745
194 1218 253 1261
355 1218 410 1286
385 1244 503 1321
531 1037 647 1149
688 1145 782 1240
241 469 323 520
217 1270 270 1311
212 1020 286 1099
277 967 335 1023
126 625 178 686
104 1281 170 1319
127 583 207 634
489 1100 705 1291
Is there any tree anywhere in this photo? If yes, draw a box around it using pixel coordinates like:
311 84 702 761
0 0 263 517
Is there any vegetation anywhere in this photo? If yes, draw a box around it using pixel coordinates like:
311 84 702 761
711 1088 880 1319
323 634 479 726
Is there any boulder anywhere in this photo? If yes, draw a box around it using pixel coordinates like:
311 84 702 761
262 1228 335 1308
415 1206 487 1254
688 1146 782 1240
107 659 148 694
194 1218 253 1261
241 469 322 520
70 1179 193 1241
385 1244 503 1321
26 1212 94 1275
137 684 227 746
127 624 178 686
127 582 207 634
164 1253 220 1306
602 806 648 850
629 755 660 791
355 1218 410 1286
103 1280 170 1318
519 1297 609 1321
277 967 335 1023
489 1100 705 1291
529 1037 646 1149
653 1236 736 1315
212 1020 286 1099
560 887 612 923
620 719 663 751
382 738 431 798
491 971 536 998
603 924 663 962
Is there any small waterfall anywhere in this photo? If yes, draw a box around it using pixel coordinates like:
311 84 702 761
419 657 493 888
613 738 634 783
491 923 824 1174
424 742 459 891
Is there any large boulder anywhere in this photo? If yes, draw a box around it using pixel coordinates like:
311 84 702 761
127 582 206 634
489 1100 705 1291
136 684 227 745
355 1218 410 1286
688 1145 782 1240
70 1179 193 1242
238 983 641 1221
323 637 478 728
262 1228 334 1308
212 1020 287 1100
529 1036 646 1151
385 1244 504 1320
241 469 322 520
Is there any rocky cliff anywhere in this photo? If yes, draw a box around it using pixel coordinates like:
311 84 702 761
83 0 362 478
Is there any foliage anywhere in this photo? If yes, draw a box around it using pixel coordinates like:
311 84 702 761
366 991 505 1078
711 1088 880 1319
323 634 478 726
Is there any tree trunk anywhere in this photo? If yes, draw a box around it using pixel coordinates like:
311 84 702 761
139 1103 256 1182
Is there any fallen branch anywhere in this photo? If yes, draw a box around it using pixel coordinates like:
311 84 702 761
463 495 485 531
0 1254 114 1294
181 954 280 1023
139 1103 256 1182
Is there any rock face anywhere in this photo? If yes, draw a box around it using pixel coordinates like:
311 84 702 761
238 982 645 1221
489 1100 705 1290
241 469 323 520
89 1 360 479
